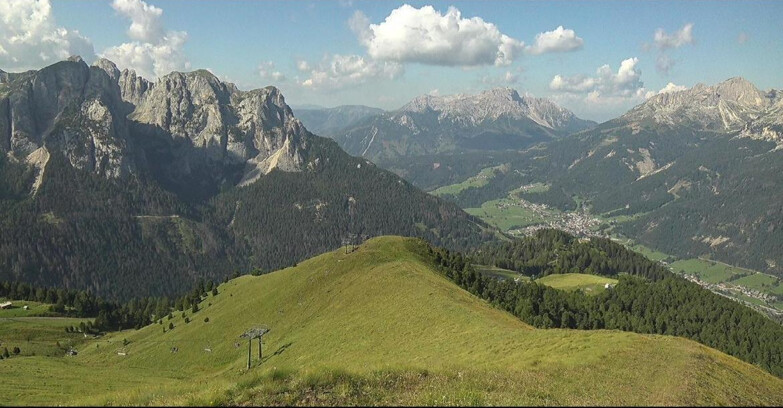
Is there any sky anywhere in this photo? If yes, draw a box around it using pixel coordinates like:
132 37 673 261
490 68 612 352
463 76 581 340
1 0 781 122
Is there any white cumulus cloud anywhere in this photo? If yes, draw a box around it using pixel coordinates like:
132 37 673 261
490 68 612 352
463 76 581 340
654 23 694 50
299 54 403 91
525 26 584 55
350 5 524 67
101 0 190 80
550 57 647 101
650 23 694 75
111 0 164 42
0 0 95 71
656 82 687 95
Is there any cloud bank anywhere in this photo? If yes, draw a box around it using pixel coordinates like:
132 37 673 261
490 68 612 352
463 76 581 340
0 0 95 71
101 0 190 80
299 54 403 91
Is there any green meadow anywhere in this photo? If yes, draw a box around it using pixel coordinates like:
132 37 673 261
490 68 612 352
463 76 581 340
473 265 529 281
535 273 619 295
0 299 58 318
430 166 503 197
1 237 782 406
670 258 755 283
465 198 552 232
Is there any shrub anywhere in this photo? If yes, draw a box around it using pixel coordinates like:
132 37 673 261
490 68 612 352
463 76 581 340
12 347 20 355
204 317 209 323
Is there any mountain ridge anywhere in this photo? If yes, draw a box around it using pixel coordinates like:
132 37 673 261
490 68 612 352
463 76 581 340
621 76 782 144
321 87 595 162
0 57 492 299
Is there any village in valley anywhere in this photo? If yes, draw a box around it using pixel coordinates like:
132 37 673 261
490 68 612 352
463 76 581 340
464 182 783 323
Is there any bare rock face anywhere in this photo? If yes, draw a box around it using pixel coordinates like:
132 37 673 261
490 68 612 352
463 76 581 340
1 58 314 196
129 69 308 186
0 59 135 190
399 88 594 133
624 77 783 144
118 68 152 107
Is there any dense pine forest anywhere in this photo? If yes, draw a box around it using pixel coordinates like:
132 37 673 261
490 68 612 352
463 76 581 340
0 138 491 301
428 229 783 378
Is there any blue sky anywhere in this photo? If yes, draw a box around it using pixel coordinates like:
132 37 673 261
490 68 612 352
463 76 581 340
2 1 782 122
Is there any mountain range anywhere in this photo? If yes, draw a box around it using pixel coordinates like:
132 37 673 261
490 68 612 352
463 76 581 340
427 77 783 276
294 105 385 138
306 88 595 163
0 57 491 300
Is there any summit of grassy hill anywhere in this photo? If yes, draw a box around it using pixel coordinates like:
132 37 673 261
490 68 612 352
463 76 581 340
2 236 783 406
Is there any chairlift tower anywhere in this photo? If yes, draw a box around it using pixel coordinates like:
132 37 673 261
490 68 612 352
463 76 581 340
239 326 270 370
344 196 359 253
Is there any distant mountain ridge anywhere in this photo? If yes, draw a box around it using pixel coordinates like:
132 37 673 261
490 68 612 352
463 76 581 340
324 88 595 162
434 76 783 277
294 105 385 137
623 77 783 145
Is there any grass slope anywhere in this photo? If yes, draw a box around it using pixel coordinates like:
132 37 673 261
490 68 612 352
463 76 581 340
2 237 783 406
536 273 619 295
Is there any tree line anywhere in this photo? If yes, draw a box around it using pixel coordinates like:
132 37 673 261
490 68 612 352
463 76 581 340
0 278 220 333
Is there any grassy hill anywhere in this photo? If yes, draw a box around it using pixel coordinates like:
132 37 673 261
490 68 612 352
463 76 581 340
536 273 618 295
2 236 783 405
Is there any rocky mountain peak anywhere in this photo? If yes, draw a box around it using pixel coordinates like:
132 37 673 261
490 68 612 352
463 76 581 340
92 58 121 83
117 68 151 106
128 67 309 187
398 88 592 132
479 87 523 102
713 77 766 107
1 58 317 196
623 77 780 133
0 57 135 191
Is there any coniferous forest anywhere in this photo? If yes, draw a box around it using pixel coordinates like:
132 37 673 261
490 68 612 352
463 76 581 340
0 138 492 300
428 229 783 377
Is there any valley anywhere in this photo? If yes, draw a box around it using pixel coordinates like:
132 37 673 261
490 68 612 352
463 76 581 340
432 166 783 320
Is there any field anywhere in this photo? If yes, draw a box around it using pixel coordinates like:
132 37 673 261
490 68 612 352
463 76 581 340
473 265 529 281
465 198 552 231
535 274 618 295
669 258 754 283
0 316 93 358
626 243 671 262
731 273 783 295
430 166 501 197
1 237 782 406
0 299 56 318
